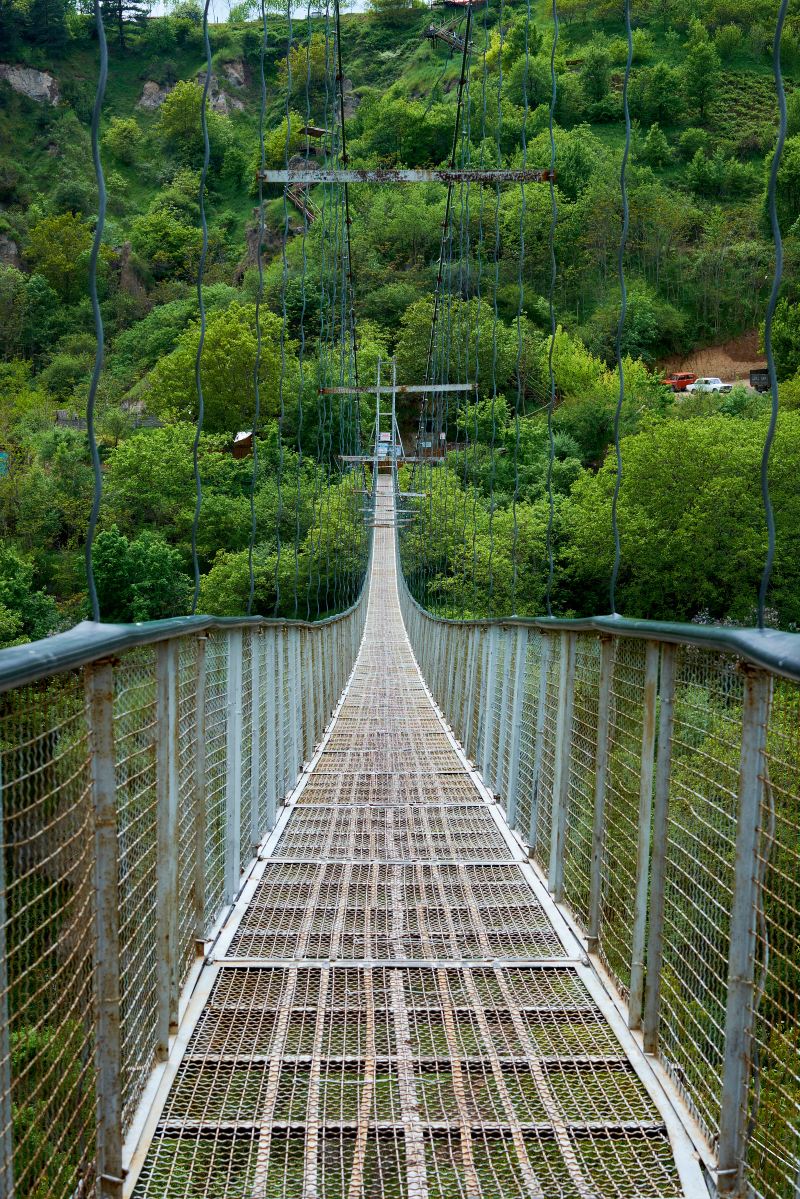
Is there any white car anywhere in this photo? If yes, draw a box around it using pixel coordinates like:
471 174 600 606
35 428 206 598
684 376 733 394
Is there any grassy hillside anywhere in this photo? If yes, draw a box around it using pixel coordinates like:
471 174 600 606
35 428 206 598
2 0 800 638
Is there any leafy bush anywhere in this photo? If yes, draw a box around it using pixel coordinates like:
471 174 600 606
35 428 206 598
102 115 143 164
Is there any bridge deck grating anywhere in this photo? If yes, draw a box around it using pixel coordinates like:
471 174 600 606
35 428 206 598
131 482 694 1198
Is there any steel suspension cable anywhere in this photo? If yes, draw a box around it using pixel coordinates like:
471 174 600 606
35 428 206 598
487 0 505 617
609 0 632 616
274 0 293 616
190 0 213 615
512 0 532 615
544 0 558 617
85 0 108 623
758 0 789 630
418 5 474 442
294 6 314 618
248 0 269 616
333 0 360 400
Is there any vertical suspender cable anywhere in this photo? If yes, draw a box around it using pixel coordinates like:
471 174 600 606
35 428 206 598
758 0 789 630
544 0 558 617
85 0 108 623
333 0 360 399
744 3 787 1150
191 0 213 614
274 0 293 616
418 5 473 443
609 0 632 616
487 0 504 615
294 7 314 619
249 0 268 616
512 0 531 615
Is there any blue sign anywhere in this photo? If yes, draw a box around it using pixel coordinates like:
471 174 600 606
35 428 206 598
0 452 8 478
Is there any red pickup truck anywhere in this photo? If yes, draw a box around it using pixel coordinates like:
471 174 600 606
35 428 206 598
662 372 697 393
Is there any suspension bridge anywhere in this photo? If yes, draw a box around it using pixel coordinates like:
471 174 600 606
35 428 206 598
1 448 799 1199
1 0 799 1190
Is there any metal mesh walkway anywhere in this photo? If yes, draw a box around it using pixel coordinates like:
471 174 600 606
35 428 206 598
129 479 700 1198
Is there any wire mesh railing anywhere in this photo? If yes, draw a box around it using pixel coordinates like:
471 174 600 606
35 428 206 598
0 584 368 1199
397 549 800 1199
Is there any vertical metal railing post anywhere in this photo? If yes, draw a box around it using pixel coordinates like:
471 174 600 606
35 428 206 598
289 628 301 777
193 635 207 941
588 635 615 953
250 629 262 853
481 628 499 783
155 640 179 1060
643 643 677 1054
457 628 469 741
302 631 315 760
264 630 277 831
224 630 243 905
0 761 14 1199
464 628 478 755
549 632 576 902
504 627 528 829
276 630 286 802
528 633 552 855
495 634 513 799
717 667 772 1197
85 660 123 1199
628 640 660 1029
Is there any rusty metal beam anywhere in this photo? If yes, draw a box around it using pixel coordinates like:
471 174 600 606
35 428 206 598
322 383 476 395
261 168 555 184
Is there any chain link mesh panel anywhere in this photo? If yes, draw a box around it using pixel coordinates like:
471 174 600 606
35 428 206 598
595 638 647 998
562 635 601 930
397 550 800 1191
177 637 200 987
0 673 95 1199
114 647 160 1127
0 567 368 1197
750 678 800 1199
657 647 743 1142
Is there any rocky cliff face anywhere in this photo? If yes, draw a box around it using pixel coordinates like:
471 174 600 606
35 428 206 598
0 64 60 104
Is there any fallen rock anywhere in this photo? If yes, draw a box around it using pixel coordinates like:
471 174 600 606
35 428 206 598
210 88 244 115
0 64 59 105
137 79 173 109
195 72 245 115
222 59 247 88
0 234 22 269
341 76 360 119
116 241 147 301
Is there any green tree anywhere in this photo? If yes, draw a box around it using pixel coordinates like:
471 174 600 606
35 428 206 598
640 122 671 167
579 41 612 103
714 22 742 59
683 38 721 122
774 134 800 233
277 32 329 105
102 116 142 164
394 297 519 400
630 63 683 125
0 604 24 649
130 207 203 280
0 547 56 641
159 79 204 146
158 80 231 167
25 213 93 303
560 414 800 624
92 525 191 621
766 299 800 381
0 266 27 359
101 0 151 50
144 304 297 434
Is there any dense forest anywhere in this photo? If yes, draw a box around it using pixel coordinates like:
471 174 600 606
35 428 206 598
2 0 800 639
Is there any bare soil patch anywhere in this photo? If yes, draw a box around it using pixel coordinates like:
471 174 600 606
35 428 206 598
657 330 766 385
